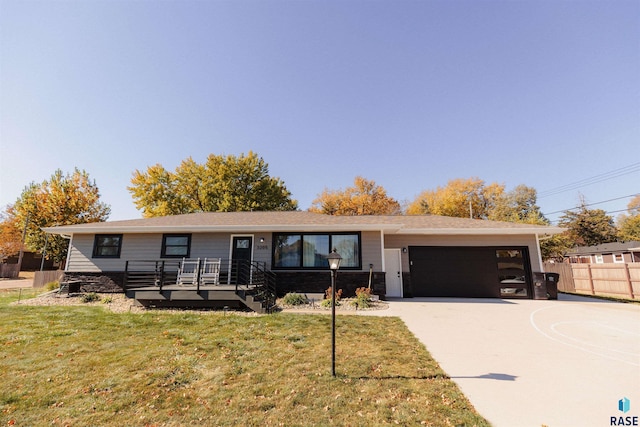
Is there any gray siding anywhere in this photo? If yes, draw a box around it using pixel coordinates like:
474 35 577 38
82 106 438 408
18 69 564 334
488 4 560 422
361 230 383 271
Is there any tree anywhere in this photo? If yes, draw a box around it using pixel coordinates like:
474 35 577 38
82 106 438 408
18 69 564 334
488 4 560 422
0 210 22 260
309 176 401 216
128 151 297 217
617 195 640 241
406 178 504 219
540 233 573 262
10 169 111 263
558 201 617 247
488 185 548 225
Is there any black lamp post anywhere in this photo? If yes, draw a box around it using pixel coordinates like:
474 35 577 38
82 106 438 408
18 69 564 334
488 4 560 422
327 249 342 377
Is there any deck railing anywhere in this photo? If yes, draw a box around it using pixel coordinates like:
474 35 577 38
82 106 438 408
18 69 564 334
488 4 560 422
124 259 277 311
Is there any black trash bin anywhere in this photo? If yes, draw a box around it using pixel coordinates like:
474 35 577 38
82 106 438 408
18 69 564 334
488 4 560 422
544 273 559 300
532 272 547 300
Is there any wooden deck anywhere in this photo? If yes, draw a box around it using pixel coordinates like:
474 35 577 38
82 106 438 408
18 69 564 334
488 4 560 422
126 284 269 312
124 259 277 313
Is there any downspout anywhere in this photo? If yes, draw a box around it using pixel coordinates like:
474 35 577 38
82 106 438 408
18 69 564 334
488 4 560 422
63 233 73 272
380 230 386 272
535 233 545 272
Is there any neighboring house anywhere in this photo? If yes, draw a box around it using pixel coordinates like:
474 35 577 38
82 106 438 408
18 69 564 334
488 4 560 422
44 211 563 310
564 241 640 264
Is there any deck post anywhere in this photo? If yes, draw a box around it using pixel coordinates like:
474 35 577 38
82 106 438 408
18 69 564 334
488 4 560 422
124 261 129 291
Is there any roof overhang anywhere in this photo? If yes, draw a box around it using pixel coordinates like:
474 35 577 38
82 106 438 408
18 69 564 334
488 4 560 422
42 224 400 235
395 226 565 236
43 223 563 236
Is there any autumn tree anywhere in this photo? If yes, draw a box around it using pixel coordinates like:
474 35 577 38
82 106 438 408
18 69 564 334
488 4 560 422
488 185 548 225
128 152 297 217
309 176 401 216
0 210 22 260
558 201 617 247
406 177 504 219
10 169 111 263
617 195 640 241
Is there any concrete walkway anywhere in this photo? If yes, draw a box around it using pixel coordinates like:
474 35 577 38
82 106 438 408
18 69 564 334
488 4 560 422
0 278 34 289
361 294 640 427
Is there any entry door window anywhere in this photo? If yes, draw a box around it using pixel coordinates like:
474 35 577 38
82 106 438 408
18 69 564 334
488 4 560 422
497 249 528 297
232 237 253 262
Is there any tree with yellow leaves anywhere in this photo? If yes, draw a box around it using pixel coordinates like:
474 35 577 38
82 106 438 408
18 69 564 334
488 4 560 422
9 169 110 263
406 177 504 219
309 176 401 216
128 152 297 217
617 194 640 241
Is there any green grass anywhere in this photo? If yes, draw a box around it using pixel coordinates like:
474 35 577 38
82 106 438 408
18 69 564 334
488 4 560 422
0 290 489 426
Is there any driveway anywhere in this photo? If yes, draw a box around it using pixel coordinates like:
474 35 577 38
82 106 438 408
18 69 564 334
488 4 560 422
363 294 640 427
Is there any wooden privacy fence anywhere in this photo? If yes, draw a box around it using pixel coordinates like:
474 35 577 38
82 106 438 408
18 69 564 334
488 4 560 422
33 270 64 288
0 264 20 278
544 262 639 300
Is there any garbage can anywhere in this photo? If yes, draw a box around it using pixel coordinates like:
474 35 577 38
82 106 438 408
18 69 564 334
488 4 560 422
544 273 559 300
532 272 547 300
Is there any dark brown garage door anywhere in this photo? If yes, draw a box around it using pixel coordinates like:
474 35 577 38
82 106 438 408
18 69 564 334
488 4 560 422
408 246 532 298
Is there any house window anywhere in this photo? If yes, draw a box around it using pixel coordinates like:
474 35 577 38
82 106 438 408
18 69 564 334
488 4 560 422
613 254 624 263
93 234 123 258
273 232 361 269
594 254 604 264
161 234 191 258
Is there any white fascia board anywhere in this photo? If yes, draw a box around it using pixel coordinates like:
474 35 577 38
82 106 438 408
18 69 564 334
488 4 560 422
43 224 395 235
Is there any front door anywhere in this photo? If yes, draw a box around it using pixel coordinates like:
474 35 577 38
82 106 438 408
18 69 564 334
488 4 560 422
231 236 253 284
384 249 403 297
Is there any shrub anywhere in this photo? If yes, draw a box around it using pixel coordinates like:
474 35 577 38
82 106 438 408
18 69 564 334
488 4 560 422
320 298 341 308
81 292 100 303
281 293 308 306
321 287 343 307
101 296 113 304
44 281 60 291
352 287 372 309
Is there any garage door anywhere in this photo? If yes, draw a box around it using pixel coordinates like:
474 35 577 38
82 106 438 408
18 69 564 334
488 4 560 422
408 246 532 298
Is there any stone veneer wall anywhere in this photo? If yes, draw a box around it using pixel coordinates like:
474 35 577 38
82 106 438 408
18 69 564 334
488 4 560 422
275 271 386 299
61 272 124 293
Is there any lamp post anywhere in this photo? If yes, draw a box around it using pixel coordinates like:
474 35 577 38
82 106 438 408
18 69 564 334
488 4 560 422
327 249 342 377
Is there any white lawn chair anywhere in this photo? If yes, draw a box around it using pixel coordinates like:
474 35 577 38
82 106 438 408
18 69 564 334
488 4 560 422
200 258 221 285
177 258 200 286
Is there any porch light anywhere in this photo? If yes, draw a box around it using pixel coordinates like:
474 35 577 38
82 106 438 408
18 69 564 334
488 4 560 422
328 249 342 270
327 249 342 377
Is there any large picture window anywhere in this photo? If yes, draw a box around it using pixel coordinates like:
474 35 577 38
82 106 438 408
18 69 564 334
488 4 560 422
161 234 191 258
93 234 123 258
273 233 360 269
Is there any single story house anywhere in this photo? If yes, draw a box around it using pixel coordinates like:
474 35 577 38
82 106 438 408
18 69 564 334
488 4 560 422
564 241 640 264
44 211 563 311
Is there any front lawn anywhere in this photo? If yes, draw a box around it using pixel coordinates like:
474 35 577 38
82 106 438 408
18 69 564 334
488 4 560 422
0 290 489 426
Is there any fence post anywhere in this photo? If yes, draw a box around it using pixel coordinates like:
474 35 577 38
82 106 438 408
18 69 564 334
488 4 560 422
586 264 595 295
623 263 634 299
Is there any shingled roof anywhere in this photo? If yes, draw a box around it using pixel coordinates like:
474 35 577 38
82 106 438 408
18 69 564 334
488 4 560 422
564 241 640 255
44 211 565 236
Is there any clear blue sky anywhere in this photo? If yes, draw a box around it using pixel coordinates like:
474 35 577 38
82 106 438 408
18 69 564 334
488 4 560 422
1 0 638 223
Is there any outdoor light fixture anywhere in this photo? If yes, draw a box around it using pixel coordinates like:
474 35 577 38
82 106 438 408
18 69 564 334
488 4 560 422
327 249 342 377
259 237 265 243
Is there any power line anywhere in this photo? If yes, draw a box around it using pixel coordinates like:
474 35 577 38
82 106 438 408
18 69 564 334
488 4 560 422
538 162 640 198
542 193 639 216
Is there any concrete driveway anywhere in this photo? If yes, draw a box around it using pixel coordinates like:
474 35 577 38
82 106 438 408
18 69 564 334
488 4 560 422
363 294 640 427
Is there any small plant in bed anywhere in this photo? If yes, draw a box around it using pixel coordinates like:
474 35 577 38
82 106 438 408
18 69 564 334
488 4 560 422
281 292 308 306
80 292 100 303
352 287 373 309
